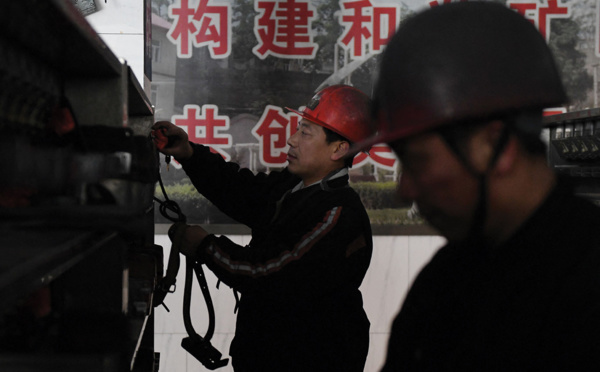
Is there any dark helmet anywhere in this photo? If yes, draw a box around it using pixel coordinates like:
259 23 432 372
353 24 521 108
365 1 567 147
286 85 375 144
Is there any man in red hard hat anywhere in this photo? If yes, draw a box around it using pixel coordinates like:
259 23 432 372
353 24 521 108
360 2 600 371
152 85 374 371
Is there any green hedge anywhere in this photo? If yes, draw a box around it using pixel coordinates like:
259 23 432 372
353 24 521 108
154 181 236 224
155 181 417 224
367 208 423 225
351 181 409 209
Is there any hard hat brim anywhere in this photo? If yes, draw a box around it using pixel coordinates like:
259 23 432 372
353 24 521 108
286 106 349 141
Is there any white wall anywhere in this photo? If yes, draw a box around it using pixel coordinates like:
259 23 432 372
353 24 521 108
154 234 445 372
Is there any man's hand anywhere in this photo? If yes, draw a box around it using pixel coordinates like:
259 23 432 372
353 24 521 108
179 225 211 259
152 121 194 161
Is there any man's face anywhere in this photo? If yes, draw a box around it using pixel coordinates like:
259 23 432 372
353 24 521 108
391 132 480 242
286 119 339 185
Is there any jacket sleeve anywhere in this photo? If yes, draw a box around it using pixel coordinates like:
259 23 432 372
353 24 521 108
197 204 372 293
179 143 293 228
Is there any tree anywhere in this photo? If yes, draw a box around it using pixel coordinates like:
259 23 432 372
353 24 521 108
231 0 259 65
549 18 593 109
313 0 343 72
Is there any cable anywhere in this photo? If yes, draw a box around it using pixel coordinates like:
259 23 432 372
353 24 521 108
153 159 186 224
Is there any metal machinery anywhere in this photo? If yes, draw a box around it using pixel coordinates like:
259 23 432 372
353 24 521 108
0 1 161 371
544 108 600 207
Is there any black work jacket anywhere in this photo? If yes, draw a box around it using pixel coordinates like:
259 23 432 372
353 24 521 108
181 143 373 372
382 180 600 371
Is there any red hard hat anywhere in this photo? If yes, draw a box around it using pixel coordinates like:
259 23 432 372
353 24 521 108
286 85 375 144
358 2 567 150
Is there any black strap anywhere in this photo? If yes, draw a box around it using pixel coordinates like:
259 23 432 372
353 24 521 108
181 259 229 369
151 137 228 368
440 122 511 247
151 222 185 309
152 223 229 369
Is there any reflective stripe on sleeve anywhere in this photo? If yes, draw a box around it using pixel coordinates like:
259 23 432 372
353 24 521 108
206 206 342 277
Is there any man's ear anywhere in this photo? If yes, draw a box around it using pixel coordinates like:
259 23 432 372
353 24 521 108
479 120 518 174
494 135 518 175
331 141 350 161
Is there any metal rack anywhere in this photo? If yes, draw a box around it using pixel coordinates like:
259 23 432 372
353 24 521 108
0 1 160 371
543 108 600 206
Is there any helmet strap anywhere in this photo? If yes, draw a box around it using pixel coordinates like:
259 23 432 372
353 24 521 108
440 122 511 249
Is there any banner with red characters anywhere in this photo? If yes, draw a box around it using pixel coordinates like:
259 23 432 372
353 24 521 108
150 0 596 225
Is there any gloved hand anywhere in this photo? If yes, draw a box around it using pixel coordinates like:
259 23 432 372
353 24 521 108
152 127 169 150
151 121 194 161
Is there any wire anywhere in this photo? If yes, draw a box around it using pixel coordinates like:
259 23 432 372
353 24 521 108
153 157 187 223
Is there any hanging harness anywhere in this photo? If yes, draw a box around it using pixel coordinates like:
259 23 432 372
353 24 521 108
159 222 229 370
151 138 229 370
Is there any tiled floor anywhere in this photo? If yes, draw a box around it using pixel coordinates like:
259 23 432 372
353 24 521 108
153 234 445 372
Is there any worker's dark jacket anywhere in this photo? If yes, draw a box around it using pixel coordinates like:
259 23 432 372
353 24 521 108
180 143 372 372
382 180 600 371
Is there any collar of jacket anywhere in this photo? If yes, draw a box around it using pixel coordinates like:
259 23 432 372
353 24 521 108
291 168 349 193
